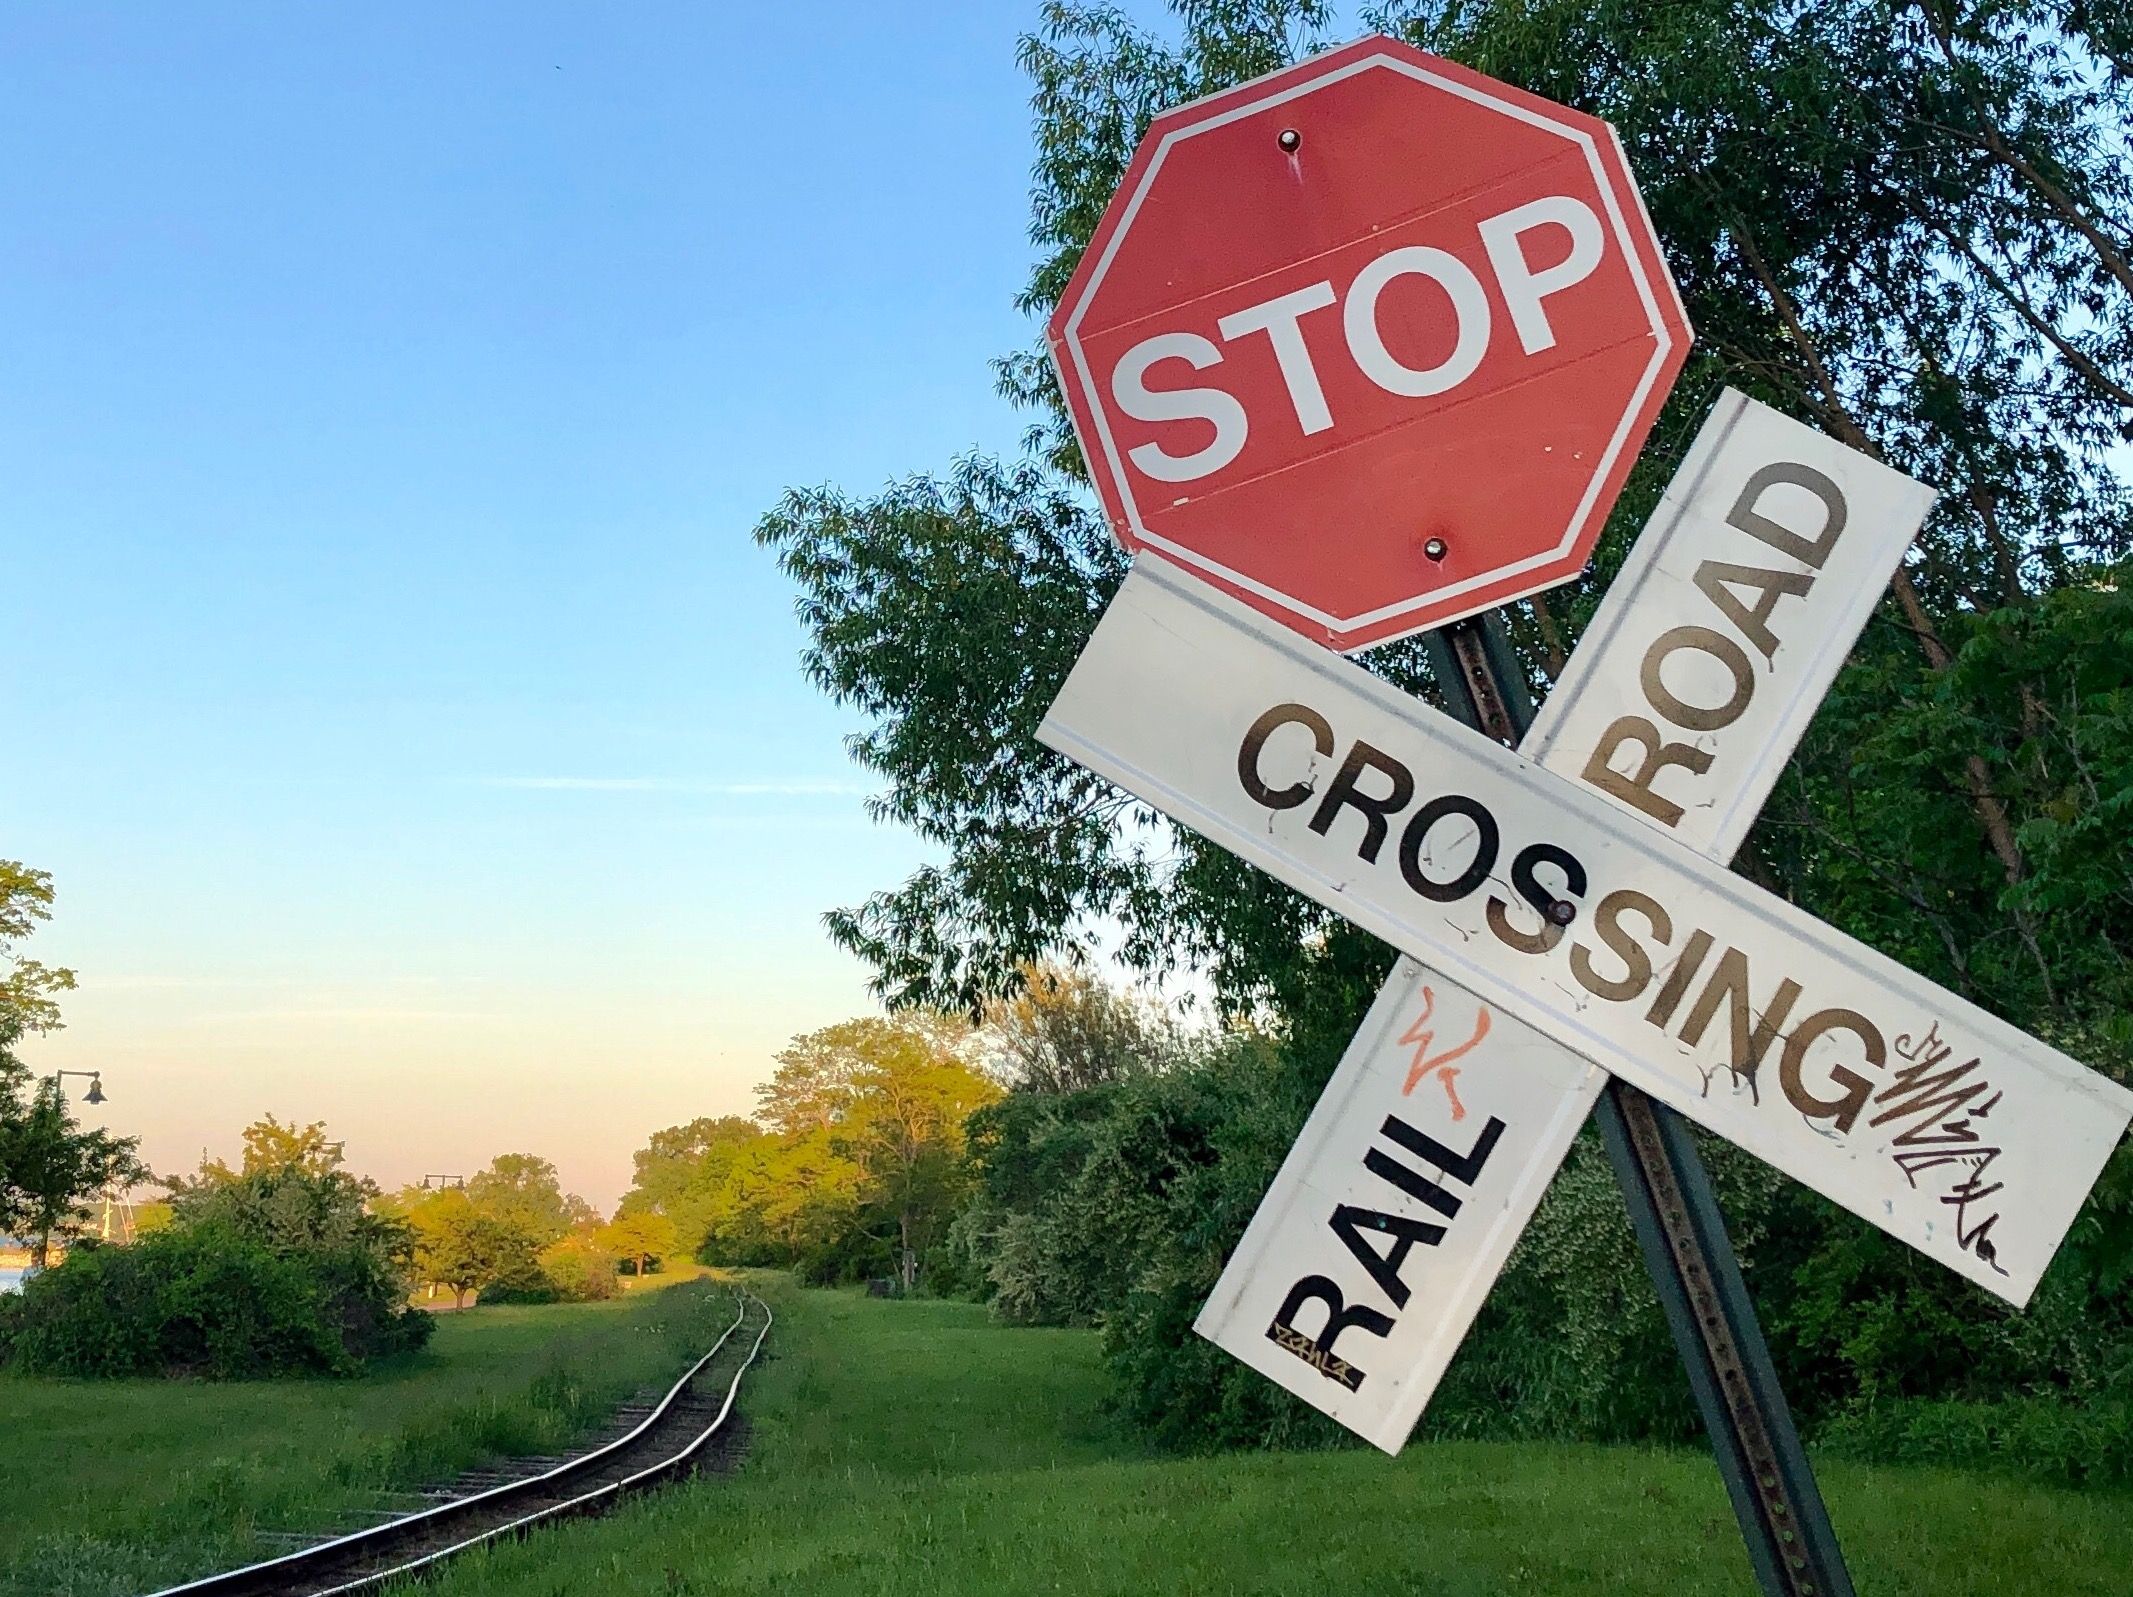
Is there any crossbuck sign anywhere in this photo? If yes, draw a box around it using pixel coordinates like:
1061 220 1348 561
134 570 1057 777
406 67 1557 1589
1045 551 2133 1440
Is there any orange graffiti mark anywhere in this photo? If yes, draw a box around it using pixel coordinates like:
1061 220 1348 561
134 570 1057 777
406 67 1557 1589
1399 984 1492 1123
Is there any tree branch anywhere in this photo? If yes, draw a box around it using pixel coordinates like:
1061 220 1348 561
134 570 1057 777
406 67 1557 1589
1915 0 2133 299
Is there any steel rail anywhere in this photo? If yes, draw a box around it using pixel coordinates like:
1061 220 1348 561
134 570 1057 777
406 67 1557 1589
141 1289 773 1597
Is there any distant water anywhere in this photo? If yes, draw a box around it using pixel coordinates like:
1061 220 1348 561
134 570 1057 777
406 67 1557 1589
0 1267 26 1294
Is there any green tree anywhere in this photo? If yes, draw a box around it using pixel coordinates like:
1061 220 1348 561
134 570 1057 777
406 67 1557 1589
466 1153 580 1248
169 1160 400 1264
600 1209 679 1277
618 1115 767 1260
0 861 76 1036
6 1112 428 1376
748 1125 867 1268
763 1015 1001 1290
164 1154 425 1344
629 1117 760 1205
982 960 1180 1093
537 1235 620 1301
0 1053 147 1268
617 1016 1002 1286
407 1189 532 1309
187 1114 352 1188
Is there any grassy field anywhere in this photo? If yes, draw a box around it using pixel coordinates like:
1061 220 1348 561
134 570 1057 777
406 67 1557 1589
0 1273 736 1597
415 1280 2133 1597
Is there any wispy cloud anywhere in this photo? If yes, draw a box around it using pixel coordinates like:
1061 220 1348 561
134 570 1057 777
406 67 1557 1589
179 1007 509 1026
469 776 868 797
91 975 450 993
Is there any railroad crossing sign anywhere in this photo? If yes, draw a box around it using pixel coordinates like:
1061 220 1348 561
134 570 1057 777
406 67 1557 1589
1037 34 2133 1597
1046 34 1690 652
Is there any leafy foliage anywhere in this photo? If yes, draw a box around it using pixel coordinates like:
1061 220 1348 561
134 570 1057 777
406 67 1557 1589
187 1114 348 1186
754 0 2133 1459
0 860 76 1037
981 959 1181 1092
1 1161 431 1378
2 1231 359 1378
465 1152 584 1249
403 1188 539 1308
171 1161 405 1267
618 1013 1001 1289
0 1046 146 1268
385 1150 607 1305
600 1209 679 1276
535 1236 621 1303
757 460 1161 1013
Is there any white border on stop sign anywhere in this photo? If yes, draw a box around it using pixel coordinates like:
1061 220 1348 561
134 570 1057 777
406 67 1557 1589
1188 391 1940 1450
1040 559 2131 1320
1051 41 1684 642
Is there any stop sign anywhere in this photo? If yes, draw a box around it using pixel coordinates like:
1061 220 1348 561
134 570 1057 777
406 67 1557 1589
1046 37 1692 652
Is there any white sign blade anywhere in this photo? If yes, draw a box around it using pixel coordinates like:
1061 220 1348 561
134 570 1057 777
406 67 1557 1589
1041 558 2132 1311
1524 389 1941 859
1191 392 1940 1448
1193 963 1597 1451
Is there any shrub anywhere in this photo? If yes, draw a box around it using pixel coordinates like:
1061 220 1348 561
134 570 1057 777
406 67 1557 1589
536 1238 619 1303
951 1017 2133 1466
0 1227 431 1378
467 1238 628 1305
791 1225 893 1288
473 1258 559 1305
1816 1395 2133 1490
0 1160 434 1380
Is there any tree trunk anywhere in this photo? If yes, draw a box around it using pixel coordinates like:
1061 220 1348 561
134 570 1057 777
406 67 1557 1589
1967 485 2028 610
1527 593 1569 680
899 1209 916 1293
1884 568 2029 884
1728 215 2030 884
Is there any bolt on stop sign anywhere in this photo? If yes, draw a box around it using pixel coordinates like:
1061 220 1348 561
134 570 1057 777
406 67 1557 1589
1047 37 1692 651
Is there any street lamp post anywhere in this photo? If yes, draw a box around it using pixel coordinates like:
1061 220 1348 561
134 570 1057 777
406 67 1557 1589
49 1070 105 1105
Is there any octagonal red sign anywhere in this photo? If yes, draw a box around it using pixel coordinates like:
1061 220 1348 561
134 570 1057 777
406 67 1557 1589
1047 36 1692 652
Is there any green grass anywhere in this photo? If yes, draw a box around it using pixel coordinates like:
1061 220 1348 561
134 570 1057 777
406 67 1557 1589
416 1279 2133 1597
0 1275 740 1597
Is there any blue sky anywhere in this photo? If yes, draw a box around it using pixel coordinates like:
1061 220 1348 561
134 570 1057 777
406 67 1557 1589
3 3 1089 1205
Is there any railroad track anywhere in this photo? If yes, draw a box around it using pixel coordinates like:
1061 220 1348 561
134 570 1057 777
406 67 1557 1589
146 1289 773 1597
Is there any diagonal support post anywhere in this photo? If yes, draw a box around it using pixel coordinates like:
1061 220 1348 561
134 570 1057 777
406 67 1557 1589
1425 611 1855 1597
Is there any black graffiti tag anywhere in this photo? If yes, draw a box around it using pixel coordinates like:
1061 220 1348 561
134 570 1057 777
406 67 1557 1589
1872 1022 2009 1275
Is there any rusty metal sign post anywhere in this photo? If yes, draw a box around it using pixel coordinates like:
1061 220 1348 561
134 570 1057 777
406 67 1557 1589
1430 611 1853 1597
